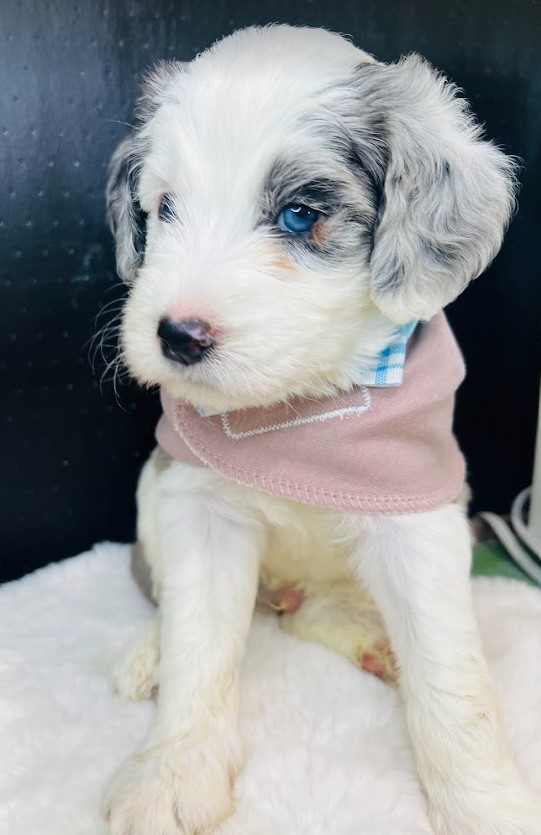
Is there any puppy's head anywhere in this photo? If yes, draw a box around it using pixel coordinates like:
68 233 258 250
107 25 516 412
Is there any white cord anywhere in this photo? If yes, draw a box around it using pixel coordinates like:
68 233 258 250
511 488 541 558
479 489 541 586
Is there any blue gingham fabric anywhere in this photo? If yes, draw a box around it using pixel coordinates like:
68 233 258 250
355 320 419 387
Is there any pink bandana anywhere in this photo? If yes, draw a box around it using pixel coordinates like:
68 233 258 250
156 313 466 515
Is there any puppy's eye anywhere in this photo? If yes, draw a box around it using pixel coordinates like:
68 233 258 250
278 203 320 236
158 194 176 222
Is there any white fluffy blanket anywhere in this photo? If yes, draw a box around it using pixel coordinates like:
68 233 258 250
2 542 541 835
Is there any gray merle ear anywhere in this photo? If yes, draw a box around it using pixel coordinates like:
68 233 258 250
106 136 147 284
355 55 517 323
106 61 188 283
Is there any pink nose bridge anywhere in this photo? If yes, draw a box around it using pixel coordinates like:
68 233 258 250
176 318 214 346
164 308 221 342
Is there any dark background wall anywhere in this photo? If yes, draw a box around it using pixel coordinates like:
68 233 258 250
1 0 540 582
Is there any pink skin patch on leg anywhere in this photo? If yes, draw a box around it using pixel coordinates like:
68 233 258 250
274 587 305 613
258 585 305 614
360 642 399 686
361 653 385 678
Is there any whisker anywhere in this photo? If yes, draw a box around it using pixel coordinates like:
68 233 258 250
104 118 136 130
88 293 131 406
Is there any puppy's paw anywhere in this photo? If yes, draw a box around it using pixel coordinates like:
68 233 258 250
358 639 398 687
429 775 541 835
103 731 240 835
111 618 160 701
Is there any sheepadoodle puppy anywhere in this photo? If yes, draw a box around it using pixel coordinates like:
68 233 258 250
103 24 541 835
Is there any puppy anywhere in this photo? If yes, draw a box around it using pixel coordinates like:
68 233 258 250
103 25 541 835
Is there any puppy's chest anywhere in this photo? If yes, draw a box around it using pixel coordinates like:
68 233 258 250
255 493 356 590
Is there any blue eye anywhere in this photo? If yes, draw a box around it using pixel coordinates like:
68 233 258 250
278 203 320 236
158 194 176 222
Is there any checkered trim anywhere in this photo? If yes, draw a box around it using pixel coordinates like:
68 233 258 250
356 320 418 387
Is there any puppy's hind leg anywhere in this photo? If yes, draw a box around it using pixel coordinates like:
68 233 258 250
281 583 398 685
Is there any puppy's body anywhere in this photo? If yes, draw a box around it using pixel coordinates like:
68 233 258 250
125 445 401 697
138 448 358 599
103 26 541 835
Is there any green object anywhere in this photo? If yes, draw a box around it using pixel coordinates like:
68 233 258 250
472 540 534 585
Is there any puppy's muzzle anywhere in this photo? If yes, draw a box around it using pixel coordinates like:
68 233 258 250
158 317 215 366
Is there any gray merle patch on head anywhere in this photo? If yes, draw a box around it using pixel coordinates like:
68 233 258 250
261 159 345 220
259 155 378 262
262 151 379 230
342 141 386 213
302 92 390 247
329 76 389 180
106 136 149 282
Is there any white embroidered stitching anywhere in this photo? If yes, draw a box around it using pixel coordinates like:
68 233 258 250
219 387 372 440
173 402 465 509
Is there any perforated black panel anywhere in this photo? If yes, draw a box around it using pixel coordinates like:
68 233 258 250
1 0 540 581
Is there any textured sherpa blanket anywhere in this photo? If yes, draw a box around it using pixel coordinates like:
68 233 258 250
1 542 541 835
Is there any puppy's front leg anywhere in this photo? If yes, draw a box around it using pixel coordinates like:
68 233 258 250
105 463 262 835
352 504 541 835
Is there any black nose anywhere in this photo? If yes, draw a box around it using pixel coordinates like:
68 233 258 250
157 318 215 366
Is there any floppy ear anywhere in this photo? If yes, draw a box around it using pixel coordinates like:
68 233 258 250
356 55 517 323
106 61 187 283
106 136 147 284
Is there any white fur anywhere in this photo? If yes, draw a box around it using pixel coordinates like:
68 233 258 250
105 465 263 835
351 507 541 834
103 25 536 835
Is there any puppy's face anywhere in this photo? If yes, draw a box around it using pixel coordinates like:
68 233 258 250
108 26 515 412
